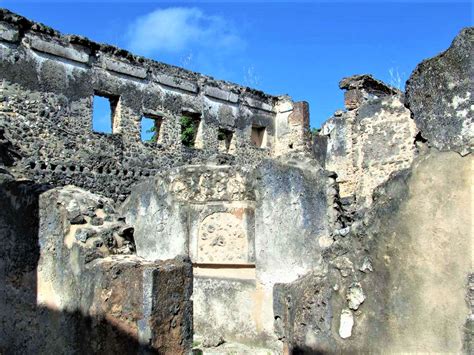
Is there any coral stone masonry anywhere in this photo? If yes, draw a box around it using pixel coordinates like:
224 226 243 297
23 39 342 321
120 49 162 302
0 8 472 355
0 8 309 202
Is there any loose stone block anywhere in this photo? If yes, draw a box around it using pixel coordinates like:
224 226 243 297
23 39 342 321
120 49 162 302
0 8 286 203
339 309 354 339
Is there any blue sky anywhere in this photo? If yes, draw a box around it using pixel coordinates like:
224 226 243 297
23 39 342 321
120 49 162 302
2 1 472 131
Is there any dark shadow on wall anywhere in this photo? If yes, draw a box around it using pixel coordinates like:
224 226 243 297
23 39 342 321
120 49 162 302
0 307 161 354
0 178 158 354
292 346 327 355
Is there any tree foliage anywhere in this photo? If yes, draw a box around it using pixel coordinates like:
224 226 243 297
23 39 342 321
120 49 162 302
146 125 158 142
311 127 320 136
180 115 197 147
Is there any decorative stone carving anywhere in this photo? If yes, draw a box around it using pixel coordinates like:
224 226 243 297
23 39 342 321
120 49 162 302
197 212 247 264
170 168 252 202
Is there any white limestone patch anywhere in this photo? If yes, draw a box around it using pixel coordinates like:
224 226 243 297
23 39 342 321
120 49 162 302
451 92 470 110
457 109 469 118
339 309 354 339
347 282 365 310
318 234 334 248
359 257 374 273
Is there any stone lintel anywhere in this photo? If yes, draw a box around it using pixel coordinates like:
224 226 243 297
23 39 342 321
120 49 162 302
339 74 398 95
244 97 273 112
204 86 239 103
29 36 89 64
103 57 147 79
156 74 198 93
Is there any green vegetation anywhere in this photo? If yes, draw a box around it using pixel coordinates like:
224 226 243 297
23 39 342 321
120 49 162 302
146 115 199 146
311 127 320 136
180 115 198 147
146 125 158 143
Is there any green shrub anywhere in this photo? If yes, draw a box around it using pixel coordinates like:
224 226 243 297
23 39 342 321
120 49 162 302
311 127 320 136
180 115 198 147
146 125 158 142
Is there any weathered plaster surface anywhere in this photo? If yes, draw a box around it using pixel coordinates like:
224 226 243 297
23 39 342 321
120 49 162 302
318 82 417 206
0 183 193 354
0 8 472 355
406 27 473 155
0 9 309 202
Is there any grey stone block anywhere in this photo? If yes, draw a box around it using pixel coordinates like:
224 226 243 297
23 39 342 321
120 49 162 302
29 36 89 63
155 74 198 93
244 97 273 112
0 23 19 43
204 86 239 103
103 57 147 79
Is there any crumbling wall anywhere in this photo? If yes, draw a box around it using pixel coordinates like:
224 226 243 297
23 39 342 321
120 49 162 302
122 156 334 350
275 27 473 354
0 8 311 353
317 75 417 207
0 9 308 201
122 164 264 346
1 7 472 355
406 27 473 155
273 99 312 156
0 183 193 354
275 151 472 353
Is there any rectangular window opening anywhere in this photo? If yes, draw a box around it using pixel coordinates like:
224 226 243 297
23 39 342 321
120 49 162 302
251 125 266 148
180 112 201 148
92 93 119 134
218 128 234 153
141 114 163 143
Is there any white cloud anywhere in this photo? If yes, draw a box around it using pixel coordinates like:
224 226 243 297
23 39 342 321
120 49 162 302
126 7 244 55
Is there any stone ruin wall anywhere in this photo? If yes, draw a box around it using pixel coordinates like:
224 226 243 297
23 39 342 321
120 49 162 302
120 159 335 348
36 186 193 354
0 7 473 355
0 175 194 353
0 9 309 201
280 27 473 354
0 8 312 353
315 75 418 208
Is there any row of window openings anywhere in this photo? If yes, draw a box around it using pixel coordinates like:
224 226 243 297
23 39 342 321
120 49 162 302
92 94 267 149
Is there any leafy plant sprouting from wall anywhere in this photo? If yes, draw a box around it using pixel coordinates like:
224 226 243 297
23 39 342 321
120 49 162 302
180 115 198 147
146 125 158 143
311 127 320 137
